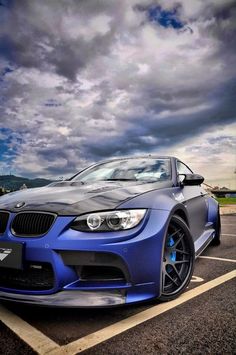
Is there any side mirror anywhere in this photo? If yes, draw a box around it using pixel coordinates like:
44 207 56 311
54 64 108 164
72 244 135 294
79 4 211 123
179 174 204 186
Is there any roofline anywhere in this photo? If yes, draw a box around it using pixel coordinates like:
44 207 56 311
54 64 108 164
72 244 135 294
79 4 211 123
97 155 177 164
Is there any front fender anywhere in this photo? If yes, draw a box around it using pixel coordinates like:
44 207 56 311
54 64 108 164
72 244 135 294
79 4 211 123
206 196 219 225
119 186 189 218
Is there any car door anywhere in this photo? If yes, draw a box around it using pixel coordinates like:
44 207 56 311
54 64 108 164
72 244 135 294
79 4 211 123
176 160 207 241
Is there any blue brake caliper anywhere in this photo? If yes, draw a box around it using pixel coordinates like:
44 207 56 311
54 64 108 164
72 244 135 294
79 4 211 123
167 236 176 267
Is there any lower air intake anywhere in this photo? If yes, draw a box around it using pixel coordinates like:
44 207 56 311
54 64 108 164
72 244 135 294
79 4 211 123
0 263 54 291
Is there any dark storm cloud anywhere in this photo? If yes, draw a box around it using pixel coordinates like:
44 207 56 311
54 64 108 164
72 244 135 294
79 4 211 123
0 0 124 80
84 78 236 160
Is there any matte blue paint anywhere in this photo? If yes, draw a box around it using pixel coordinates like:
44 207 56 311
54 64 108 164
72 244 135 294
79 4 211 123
0 157 219 306
0 209 169 302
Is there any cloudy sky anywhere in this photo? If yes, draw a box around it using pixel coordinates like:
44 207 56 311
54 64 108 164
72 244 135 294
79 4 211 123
0 0 235 187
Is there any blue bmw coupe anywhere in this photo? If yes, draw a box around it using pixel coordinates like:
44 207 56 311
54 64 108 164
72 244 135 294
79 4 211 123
0 156 220 307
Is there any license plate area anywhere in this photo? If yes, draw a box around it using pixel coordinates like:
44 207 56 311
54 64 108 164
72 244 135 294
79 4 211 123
0 241 24 269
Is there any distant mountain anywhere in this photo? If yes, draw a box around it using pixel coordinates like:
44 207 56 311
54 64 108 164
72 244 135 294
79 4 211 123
0 175 54 191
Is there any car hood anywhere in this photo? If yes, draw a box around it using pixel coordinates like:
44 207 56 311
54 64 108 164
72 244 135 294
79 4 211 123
0 180 172 215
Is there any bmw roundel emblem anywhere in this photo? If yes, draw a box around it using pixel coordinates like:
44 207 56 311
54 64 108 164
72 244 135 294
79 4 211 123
15 202 26 209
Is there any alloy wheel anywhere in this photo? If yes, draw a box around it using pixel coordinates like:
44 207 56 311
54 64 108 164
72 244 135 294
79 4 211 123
161 216 194 297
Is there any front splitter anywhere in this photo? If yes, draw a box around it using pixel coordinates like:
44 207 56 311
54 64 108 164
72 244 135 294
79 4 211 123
0 290 126 307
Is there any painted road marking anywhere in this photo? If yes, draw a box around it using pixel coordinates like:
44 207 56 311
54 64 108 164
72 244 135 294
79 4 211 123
0 304 60 354
0 270 235 355
199 255 236 263
222 233 236 237
191 276 204 282
50 270 236 355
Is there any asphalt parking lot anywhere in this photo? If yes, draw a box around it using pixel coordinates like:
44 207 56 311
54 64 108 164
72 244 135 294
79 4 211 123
0 215 235 355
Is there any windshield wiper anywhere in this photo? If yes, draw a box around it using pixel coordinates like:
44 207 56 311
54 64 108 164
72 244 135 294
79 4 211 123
102 178 137 181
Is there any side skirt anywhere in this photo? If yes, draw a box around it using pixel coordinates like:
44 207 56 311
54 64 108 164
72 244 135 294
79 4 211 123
194 229 215 258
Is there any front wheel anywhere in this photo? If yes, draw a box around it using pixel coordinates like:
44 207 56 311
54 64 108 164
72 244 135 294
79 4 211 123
159 215 195 302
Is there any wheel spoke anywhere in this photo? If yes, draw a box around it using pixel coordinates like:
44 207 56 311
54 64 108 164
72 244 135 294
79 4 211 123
166 270 179 287
174 260 189 264
168 229 181 240
172 264 183 282
175 249 190 255
173 232 185 248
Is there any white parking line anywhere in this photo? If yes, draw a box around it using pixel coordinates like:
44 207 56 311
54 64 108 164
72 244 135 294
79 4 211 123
199 255 236 263
0 304 60 354
222 233 236 237
0 270 235 355
51 270 236 355
191 276 204 282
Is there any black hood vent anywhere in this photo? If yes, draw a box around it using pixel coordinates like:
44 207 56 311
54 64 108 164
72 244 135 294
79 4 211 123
11 212 56 237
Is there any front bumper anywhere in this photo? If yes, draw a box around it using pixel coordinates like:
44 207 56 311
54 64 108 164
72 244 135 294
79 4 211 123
0 209 170 307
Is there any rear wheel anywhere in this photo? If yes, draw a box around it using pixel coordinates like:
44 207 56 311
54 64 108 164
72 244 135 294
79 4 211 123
210 208 221 246
159 215 195 302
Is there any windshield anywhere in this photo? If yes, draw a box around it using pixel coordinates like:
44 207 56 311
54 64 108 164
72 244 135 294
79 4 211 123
72 158 171 183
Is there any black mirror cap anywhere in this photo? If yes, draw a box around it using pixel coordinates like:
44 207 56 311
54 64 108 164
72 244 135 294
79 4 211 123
182 174 204 186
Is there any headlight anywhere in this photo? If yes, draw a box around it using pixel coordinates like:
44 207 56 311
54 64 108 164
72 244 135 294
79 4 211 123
71 209 147 232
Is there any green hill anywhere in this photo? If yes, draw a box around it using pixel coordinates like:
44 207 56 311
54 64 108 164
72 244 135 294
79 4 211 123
0 175 53 192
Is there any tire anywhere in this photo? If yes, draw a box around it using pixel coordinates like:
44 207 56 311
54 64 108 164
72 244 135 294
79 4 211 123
210 208 221 246
159 215 195 302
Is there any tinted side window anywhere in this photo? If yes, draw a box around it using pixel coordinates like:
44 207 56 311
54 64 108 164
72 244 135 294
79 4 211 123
177 161 193 175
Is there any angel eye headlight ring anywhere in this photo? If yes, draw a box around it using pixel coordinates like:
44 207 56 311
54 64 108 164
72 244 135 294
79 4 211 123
87 214 103 230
